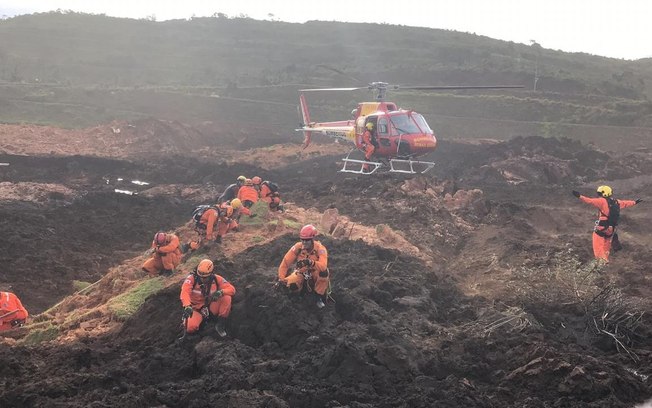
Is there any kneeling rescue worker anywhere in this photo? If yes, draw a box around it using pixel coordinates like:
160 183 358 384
142 231 181 276
180 259 235 337
278 224 329 308
0 290 29 331
572 185 642 263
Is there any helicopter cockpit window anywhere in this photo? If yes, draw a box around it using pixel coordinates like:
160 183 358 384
377 117 388 134
388 113 420 135
412 113 433 134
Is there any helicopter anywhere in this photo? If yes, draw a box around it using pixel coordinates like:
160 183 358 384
298 81 522 174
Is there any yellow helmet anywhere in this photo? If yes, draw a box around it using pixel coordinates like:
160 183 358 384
365 122 374 130
237 175 246 183
196 259 214 277
230 198 242 209
597 185 613 198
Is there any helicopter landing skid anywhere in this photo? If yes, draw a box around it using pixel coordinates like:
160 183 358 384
388 158 435 174
339 151 382 174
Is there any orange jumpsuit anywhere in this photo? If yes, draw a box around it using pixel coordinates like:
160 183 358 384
217 203 239 238
579 195 637 261
237 185 259 208
260 183 282 211
0 291 29 331
197 207 220 240
362 129 376 162
142 233 182 276
180 274 236 333
278 240 329 296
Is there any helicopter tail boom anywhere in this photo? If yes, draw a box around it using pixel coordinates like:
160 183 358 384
299 94 312 149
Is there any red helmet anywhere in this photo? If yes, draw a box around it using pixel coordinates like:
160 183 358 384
252 176 262 185
299 224 317 240
244 178 253 186
154 232 167 245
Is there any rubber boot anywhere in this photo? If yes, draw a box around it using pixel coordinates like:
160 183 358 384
315 294 326 309
181 243 191 254
160 269 173 276
215 317 227 337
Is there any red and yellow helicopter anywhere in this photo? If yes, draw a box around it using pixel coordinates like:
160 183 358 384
298 82 522 174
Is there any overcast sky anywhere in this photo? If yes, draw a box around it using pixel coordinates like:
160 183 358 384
1 0 650 60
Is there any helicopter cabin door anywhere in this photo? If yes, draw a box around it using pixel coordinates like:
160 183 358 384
375 116 391 155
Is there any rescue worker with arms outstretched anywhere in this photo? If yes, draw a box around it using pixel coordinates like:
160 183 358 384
572 185 642 263
180 259 235 337
0 291 29 331
278 224 329 308
142 231 181 276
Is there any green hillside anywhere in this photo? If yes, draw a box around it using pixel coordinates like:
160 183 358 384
1 11 651 148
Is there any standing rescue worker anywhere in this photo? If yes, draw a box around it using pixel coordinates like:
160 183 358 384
180 259 235 337
237 178 259 210
361 122 376 172
572 185 642 263
0 291 29 331
278 224 329 308
218 176 246 204
142 232 181 276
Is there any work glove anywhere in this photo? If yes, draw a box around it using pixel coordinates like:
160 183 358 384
572 190 581 198
182 306 193 319
297 259 312 268
635 198 643 204
211 289 224 300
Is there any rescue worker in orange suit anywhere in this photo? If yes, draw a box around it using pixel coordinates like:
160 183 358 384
237 178 259 209
572 185 642 263
180 259 235 337
361 122 376 172
215 199 242 243
187 205 220 251
278 224 329 308
142 232 182 276
0 291 29 331
259 180 285 212
218 175 246 204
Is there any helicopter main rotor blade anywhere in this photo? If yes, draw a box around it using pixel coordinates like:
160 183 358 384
300 87 367 92
398 85 524 90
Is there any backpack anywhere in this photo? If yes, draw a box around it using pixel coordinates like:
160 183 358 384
604 197 620 227
595 197 620 237
265 181 279 193
192 205 212 227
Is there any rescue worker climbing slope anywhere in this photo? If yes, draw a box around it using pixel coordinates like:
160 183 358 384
142 232 181 276
572 185 642 262
187 205 220 251
260 180 284 212
218 175 246 204
278 224 329 308
0 291 29 331
215 199 241 242
361 122 376 172
237 178 259 210
180 259 235 337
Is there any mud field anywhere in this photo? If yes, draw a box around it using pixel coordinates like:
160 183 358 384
1 120 651 407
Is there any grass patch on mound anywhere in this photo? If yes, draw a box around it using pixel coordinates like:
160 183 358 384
239 201 269 227
21 323 60 345
108 277 165 321
282 219 302 229
72 280 92 292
